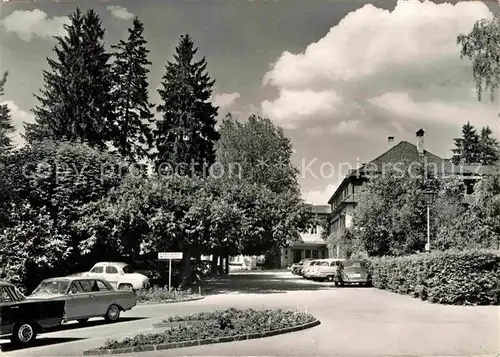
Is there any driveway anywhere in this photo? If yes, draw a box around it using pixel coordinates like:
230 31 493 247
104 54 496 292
2 271 499 356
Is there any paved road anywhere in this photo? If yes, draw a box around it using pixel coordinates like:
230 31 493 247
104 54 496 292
2 271 499 356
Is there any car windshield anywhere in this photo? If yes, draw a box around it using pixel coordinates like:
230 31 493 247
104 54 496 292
343 260 364 268
122 265 134 273
31 280 70 295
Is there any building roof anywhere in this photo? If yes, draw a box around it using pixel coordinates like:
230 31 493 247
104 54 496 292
328 140 445 204
366 141 445 170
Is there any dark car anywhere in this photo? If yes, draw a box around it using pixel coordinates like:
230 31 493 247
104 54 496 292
0 280 66 346
335 259 371 286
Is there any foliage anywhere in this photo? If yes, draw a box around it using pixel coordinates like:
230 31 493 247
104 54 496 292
0 72 14 162
479 126 499 165
458 18 500 102
369 249 500 305
216 114 299 195
99 308 316 349
136 286 196 303
351 163 429 256
78 175 311 260
451 122 481 165
451 122 498 165
0 141 126 290
154 34 219 175
110 17 155 163
26 8 115 148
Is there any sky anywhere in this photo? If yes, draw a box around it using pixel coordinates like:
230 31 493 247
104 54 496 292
1 0 499 205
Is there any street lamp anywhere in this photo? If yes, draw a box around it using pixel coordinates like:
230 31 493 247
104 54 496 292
423 188 436 252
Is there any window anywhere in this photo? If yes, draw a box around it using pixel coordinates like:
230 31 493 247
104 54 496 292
311 226 318 234
96 280 111 291
69 282 83 294
105 266 118 274
122 265 134 274
91 266 104 274
312 250 318 258
76 280 93 292
0 287 13 302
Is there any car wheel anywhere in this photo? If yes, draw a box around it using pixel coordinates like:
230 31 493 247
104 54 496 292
11 322 37 346
104 304 121 322
77 318 89 324
118 283 133 291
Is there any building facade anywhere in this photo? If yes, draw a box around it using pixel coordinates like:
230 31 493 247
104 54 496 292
279 205 330 268
326 129 493 258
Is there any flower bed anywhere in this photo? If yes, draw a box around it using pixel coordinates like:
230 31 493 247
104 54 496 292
137 286 202 304
91 308 318 352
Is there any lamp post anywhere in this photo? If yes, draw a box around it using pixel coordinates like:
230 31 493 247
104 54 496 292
423 188 436 252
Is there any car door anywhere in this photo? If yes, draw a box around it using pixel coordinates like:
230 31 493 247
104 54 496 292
104 266 120 289
65 280 99 320
92 279 115 315
0 287 16 335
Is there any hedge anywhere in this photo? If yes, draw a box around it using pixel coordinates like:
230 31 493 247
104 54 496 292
368 249 500 305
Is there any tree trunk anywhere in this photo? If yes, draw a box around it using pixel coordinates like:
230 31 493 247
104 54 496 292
225 255 229 274
180 250 191 287
210 254 219 275
218 256 225 275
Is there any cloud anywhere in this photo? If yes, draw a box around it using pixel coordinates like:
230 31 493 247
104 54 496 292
261 0 495 135
261 89 340 128
107 6 135 20
302 183 338 205
369 92 499 134
1 9 69 41
2 100 35 147
214 92 241 109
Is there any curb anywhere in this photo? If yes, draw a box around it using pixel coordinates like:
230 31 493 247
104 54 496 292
152 319 206 328
83 319 320 355
137 296 205 305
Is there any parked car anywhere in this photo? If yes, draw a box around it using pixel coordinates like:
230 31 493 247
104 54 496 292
291 259 312 275
307 258 345 282
27 277 137 324
0 280 66 346
302 259 324 279
335 259 371 286
73 262 150 290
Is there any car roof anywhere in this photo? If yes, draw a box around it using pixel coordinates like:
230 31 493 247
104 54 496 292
0 280 14 287
92 262 128 267
42 276 107 282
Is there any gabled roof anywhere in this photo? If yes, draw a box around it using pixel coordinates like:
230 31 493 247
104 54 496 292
327 140 445 204
366 141 445 170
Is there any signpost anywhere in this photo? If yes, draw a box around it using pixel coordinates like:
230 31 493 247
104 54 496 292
158 252 183 291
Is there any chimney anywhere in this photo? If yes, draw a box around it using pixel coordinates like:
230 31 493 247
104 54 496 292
416 129 425 156
388 136 395 148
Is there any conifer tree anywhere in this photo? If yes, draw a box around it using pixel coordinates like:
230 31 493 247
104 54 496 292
26 8 115 148
451 122 481 164
154 34 219 175
110 17 155 163
0 72 15 162
479 126 499 165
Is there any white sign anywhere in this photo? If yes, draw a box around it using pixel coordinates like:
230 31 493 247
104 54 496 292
158 252 183 260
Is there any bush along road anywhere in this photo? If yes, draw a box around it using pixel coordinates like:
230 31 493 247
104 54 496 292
368 249 500 305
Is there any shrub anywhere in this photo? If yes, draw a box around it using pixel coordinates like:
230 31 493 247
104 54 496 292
137 286 196 303
98 308 316 350
369 249 500 305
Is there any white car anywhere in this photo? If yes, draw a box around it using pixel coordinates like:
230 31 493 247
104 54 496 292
78 262 150 291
